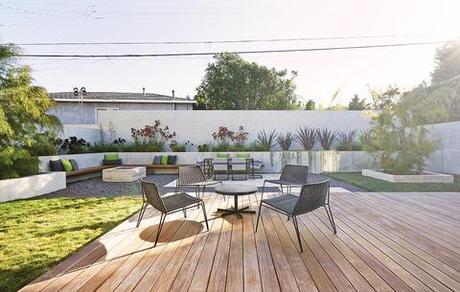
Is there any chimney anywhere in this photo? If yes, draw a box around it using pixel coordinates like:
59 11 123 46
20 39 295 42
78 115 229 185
172 90 175 100
142 87 146 96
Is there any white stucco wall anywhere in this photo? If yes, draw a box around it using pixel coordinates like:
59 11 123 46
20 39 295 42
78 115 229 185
0 172 66 202
426 121 460 175
96 110 373 149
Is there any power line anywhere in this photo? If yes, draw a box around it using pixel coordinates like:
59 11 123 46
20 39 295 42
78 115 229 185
18 39 459 59
12 33 429 46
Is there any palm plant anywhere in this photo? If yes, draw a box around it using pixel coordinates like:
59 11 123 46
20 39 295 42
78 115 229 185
316 128 337 150
276 132 293 151
295 126 317 150
337 130 357 146
256 130 277 151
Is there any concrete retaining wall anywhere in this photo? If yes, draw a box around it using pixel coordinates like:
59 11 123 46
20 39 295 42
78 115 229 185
0 172 66 202
39 151 379 174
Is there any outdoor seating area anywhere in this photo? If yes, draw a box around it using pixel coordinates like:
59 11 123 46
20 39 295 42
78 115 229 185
20 187 460 291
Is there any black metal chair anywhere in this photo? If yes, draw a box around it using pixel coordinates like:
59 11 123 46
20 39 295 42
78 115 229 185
137 179 209 247
255 180 336 252
177 165 223 198
261 164 309 200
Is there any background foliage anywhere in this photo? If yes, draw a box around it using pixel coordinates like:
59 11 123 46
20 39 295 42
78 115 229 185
196 53 301 110
0 44 61 179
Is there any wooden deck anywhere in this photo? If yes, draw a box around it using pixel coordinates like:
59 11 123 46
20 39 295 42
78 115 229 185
21 190 460 291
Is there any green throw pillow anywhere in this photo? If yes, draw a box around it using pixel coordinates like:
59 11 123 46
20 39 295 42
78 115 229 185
236 153 250 159
160 155 169 165
104 153 119 160
61 159 73 172
216 152 229 158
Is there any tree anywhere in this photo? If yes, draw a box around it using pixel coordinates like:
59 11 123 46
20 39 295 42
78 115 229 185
429 44 460 121
305 99 316 110
196 53 301 110
347 94 369 110
364 85 446 174
0 44 61 179
370 86 400 110
432 43 460 83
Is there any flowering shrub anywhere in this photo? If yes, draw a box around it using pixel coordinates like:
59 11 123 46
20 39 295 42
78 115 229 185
211 126 234 143
211 125 248 144
130 120 176 144
233 126 249 144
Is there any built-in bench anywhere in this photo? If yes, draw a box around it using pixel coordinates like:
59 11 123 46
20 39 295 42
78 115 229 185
65 164 193 183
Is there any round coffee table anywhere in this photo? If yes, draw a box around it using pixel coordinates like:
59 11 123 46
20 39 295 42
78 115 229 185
215 184 257 219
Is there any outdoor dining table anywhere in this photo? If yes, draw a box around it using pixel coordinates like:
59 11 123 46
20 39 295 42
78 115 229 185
214 184 257 218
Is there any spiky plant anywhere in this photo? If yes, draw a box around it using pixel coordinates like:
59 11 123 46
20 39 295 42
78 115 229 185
276 132 293 151
256 130 277 151
316 128 337 150
295 126 317 150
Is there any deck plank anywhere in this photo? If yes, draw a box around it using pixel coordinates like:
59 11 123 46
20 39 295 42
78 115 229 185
19 190 460 292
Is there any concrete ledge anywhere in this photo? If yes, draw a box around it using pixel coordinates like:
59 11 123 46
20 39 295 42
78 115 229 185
0 172 66 202
362 169 454 183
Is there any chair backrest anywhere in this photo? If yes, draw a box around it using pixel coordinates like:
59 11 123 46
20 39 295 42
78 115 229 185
280 164 309 184
230 158 248 171
178 165 206 186
213 158 229 171
293 180 330 216
141 179 167 213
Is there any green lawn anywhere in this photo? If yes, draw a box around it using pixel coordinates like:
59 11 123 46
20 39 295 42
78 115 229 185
0 196 141 292
327 172 460 192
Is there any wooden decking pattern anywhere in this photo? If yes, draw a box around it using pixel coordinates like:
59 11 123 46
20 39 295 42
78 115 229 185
21 191 460 291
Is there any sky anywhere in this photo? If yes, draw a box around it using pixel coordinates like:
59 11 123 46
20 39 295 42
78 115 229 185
1 0 460 106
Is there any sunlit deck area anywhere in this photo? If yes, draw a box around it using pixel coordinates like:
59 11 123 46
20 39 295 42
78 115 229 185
21 190 460 292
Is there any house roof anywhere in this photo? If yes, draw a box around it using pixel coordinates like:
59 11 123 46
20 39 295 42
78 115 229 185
49 92 196 104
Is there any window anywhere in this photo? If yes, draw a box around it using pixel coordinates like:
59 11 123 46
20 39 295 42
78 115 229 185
95 107 119 123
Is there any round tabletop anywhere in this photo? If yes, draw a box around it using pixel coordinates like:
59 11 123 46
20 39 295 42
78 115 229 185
214 184 257 196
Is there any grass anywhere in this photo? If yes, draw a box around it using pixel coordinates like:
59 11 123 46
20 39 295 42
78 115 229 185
327 172 460 192
0 196 141 292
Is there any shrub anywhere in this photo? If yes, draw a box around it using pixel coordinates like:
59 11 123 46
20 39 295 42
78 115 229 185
170 143 187 152
336 130 358 150
57 136 89 154
197 144 209 152
364 85 442 174
130 120 175 146
276 132 293 151
295 127 316 150
256 130 277 151
317 128 337 150
211 142 229 152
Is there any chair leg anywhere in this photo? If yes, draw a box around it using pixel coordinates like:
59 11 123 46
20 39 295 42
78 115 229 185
136 202 147 228
201 202 209 231
261 181 266 201
324 204 337 234
255 201 263 232
293 216 303 252
154 213 166 247
183 207 187 218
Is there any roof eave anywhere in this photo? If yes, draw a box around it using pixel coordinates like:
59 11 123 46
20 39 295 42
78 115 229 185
52 98 197 104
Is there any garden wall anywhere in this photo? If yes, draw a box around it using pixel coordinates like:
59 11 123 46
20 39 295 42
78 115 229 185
0 172 66 202
426 121 460 175
96 110 373 149
39 151 379 174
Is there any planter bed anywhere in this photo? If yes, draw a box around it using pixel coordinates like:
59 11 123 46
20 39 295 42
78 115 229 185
0 172 66 202
362 169 454 183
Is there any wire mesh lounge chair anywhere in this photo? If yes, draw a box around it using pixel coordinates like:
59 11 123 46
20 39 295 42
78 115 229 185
255 180 336 252
137 179 209 246
261 164 309 199
177 165 223 198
